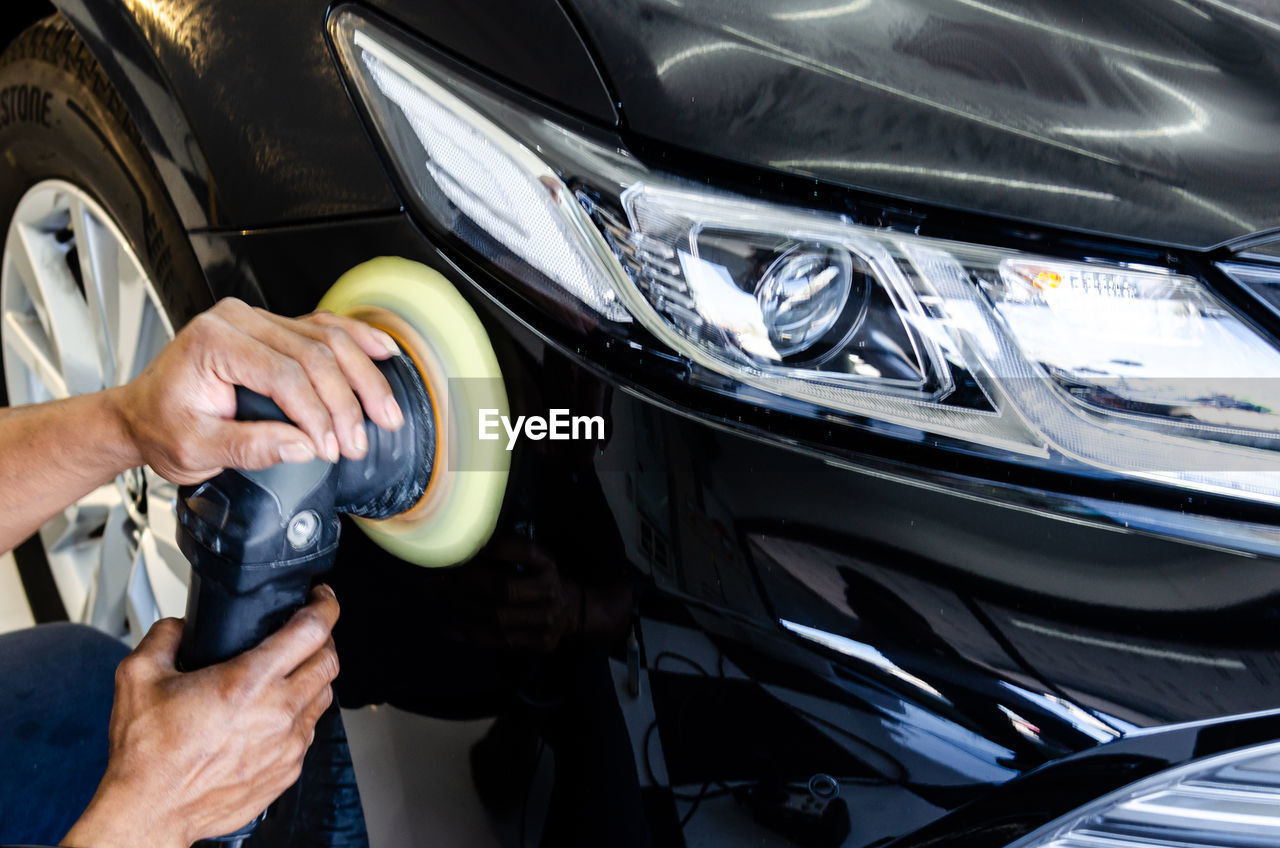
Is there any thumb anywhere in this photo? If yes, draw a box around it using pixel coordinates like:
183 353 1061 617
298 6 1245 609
204 418 320 470
132 617 185 671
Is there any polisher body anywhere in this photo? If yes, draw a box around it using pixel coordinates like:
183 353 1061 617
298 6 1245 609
175 353 435 670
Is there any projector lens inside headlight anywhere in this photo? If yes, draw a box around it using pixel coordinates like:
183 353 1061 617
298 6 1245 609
756 243 855 359
1006 740 1280 848
332 10 1280 505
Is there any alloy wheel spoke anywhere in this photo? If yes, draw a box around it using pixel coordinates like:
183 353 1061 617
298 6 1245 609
1 308 67 399
5 223 51 322
12 219 103 396
142 469 186 588
113 255 154 386
86 503 133 638
125 540 161 646
138 525 188 630
45 483 118 552
73 197 121 385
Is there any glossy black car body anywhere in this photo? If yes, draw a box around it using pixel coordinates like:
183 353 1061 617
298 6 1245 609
10 1 1280 845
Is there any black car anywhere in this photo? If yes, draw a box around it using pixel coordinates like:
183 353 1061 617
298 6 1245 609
4 1 1280 846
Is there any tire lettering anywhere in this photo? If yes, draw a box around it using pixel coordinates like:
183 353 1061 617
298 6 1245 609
0 85 53 130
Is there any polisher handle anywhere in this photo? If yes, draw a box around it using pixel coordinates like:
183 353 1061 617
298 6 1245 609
176 537 333 671
231 383 290 423
176 460 339 848
175 392 340 846
173 355 433 844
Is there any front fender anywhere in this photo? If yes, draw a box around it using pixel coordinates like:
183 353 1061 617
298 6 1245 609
52 0 400 232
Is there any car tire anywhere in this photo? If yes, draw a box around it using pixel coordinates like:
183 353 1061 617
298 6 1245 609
0 14 210 636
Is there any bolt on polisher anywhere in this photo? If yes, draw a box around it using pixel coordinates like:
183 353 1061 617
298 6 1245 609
173 258 511 843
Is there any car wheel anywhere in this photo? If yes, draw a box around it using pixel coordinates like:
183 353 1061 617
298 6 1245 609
0 15 210 641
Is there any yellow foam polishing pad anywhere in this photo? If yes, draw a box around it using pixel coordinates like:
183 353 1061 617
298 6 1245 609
318 257 510 567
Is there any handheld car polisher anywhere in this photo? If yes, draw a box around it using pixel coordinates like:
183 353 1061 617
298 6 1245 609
173 258 510 843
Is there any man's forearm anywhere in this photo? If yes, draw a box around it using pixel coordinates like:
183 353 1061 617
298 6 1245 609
0 388 141 554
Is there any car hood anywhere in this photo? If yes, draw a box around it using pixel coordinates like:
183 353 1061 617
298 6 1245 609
565 0 1280 251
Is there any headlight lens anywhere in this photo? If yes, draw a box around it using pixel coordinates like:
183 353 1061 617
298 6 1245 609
341 26 630 322
989 257 1280 439
601 184 951 394
332 12 1280 504
1005 740 1280 847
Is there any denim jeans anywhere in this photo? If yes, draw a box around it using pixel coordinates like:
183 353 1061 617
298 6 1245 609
0 622 126 845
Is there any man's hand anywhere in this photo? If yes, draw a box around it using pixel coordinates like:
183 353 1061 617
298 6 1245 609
61 586 341 848
118 298 405 484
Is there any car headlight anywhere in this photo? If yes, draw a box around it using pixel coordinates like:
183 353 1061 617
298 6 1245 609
1005 740 1280 847
331 10 1280 505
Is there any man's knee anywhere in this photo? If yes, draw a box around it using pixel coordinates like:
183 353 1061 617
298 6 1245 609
0 622 129 691
3 620 129 656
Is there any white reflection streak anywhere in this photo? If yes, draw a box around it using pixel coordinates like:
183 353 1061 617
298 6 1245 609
1197 0 1280 34
1166 0 1213 21
1009 619 1247 669
951 0 1218 71
656 41 749 76
780 619 949 702
770 160 1118 201
1052 64 1209 140
1170 186 1256 231
773 0 872 22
